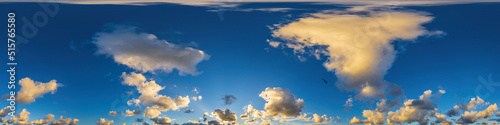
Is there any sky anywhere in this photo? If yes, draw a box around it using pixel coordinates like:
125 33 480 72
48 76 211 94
1 1 500 125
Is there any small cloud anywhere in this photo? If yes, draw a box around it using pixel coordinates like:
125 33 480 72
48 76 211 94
221 95 237 105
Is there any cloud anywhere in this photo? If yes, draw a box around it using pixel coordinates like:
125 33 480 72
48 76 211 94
387 89 445 124
121 72 191 118
185 109 195 113
96 118 114 125
457 103 498 124
259 87 305 118
446 105 460 117
93 25 209 75
9 109 30 125
221 95 237 105
212 109 237 122
460 96 486 110
151 117 172 124
49 116 79 125
17 77 61 104
0 106 10 117
109 111 119 116
269 6 440 98
192 96 203 101
312 114 329 123
125 109 142 116
30 114 55 124
343 98 353 111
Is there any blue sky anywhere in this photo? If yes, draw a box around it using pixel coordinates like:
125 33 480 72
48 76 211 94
1 1 500 125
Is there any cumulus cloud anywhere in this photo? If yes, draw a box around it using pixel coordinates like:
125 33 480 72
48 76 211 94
125 109 142 116
17 77 61 104
109 111 119 116
269 6 440 98
221 95 237 105
0 106 10 117
212 109 237 122
446 105 460 117
93 25 209 75
457 103 498 124
122 72 191 117
96 118 114 125
312 114 329 123
151 117 172 124
259 87 305 118
387 89 444 124
460 96 486 110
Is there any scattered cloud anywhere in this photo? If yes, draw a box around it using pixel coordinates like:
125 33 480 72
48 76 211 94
125 109 142 117
259 87 305 118
151 117 172 124
109 111 119 116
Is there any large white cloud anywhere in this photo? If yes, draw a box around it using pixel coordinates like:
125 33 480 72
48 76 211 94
269 6 441 98
93 25 209 75
122 72 191 118
17 78 61 104
259 87 305 118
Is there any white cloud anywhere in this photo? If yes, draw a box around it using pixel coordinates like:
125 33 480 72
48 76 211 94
93 25 209 75
29 114 54 124
312 114 329 123
96 118 114 125
121 72 191 118
259 87 305 118
460 96 486 110
17 77 61 104
269 6 440 98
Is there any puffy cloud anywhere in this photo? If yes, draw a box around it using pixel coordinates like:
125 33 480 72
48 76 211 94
349 116 368 124
93 25 209 75
269 6 439 98
125 109 142 116
109 111 119 116
312 114 328 123
212 109 237 122
122 72 191 117
151 117 172 124
457 103 498 124
343 97 353 111
221 95 237 105
96 118 114 125
0 106 10 117
17 78 61 104
445 105 460 117
387 90 444 124
432 112 452 125
460 96 485 110
259 87 305 117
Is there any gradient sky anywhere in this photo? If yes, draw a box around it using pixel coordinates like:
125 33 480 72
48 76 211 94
1 1 500 125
